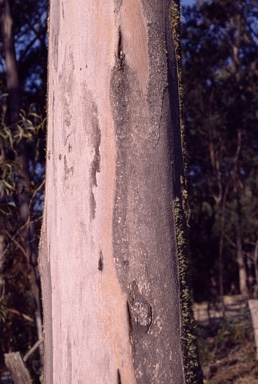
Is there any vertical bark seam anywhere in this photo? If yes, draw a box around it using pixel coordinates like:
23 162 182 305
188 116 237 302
116 27 125 69
98 250 104 272
117 368 122 384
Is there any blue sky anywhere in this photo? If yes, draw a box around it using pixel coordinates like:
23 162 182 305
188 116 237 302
181 0 195 5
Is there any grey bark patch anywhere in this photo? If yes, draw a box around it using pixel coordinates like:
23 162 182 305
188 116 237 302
63 155 74 181
166 4 184 198
90 191 97 222
82 84 101 222
117 0 123 6
51 0 60 71
137 0 169 148
146 25 168 147
114 0 123 9
89 104 101 188
89 104 101 220
60 47 75 147
110 56 184 383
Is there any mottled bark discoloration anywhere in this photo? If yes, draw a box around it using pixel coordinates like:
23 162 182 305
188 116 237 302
51 0 60 71
110 3 185 379
82 85 101 221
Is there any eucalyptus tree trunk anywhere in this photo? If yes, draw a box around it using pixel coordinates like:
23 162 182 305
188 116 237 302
39 1 202 383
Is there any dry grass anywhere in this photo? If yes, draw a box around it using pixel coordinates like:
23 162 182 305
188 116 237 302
196 296 258 383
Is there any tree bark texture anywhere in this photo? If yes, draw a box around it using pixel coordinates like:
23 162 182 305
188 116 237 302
236 233 248 298
39 1 202 383
4 352 32 384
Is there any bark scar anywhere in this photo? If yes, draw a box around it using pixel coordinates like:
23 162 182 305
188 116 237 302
117 368 122 384
116 27 125 69
98 250 103 272
127 281 152 335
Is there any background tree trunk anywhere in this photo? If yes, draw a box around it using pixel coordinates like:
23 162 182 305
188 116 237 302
236 231 248 298
39 1 202 383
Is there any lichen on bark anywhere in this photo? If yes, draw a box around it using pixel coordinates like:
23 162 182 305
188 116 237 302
171 1 203 382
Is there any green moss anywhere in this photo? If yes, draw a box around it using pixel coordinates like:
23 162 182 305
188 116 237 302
171 1 187 168
171 2 203 383
174 198 203 383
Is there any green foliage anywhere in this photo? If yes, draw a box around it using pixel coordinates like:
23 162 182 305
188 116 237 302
0 112 45 379
0 110 46 198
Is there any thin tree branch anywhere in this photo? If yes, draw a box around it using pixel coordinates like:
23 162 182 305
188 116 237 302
23 338 43 362
6 307 33 322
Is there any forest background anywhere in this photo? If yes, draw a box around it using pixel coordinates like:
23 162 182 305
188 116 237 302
0 0 257 382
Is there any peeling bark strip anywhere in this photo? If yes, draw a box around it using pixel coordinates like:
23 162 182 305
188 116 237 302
40 0 202 383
